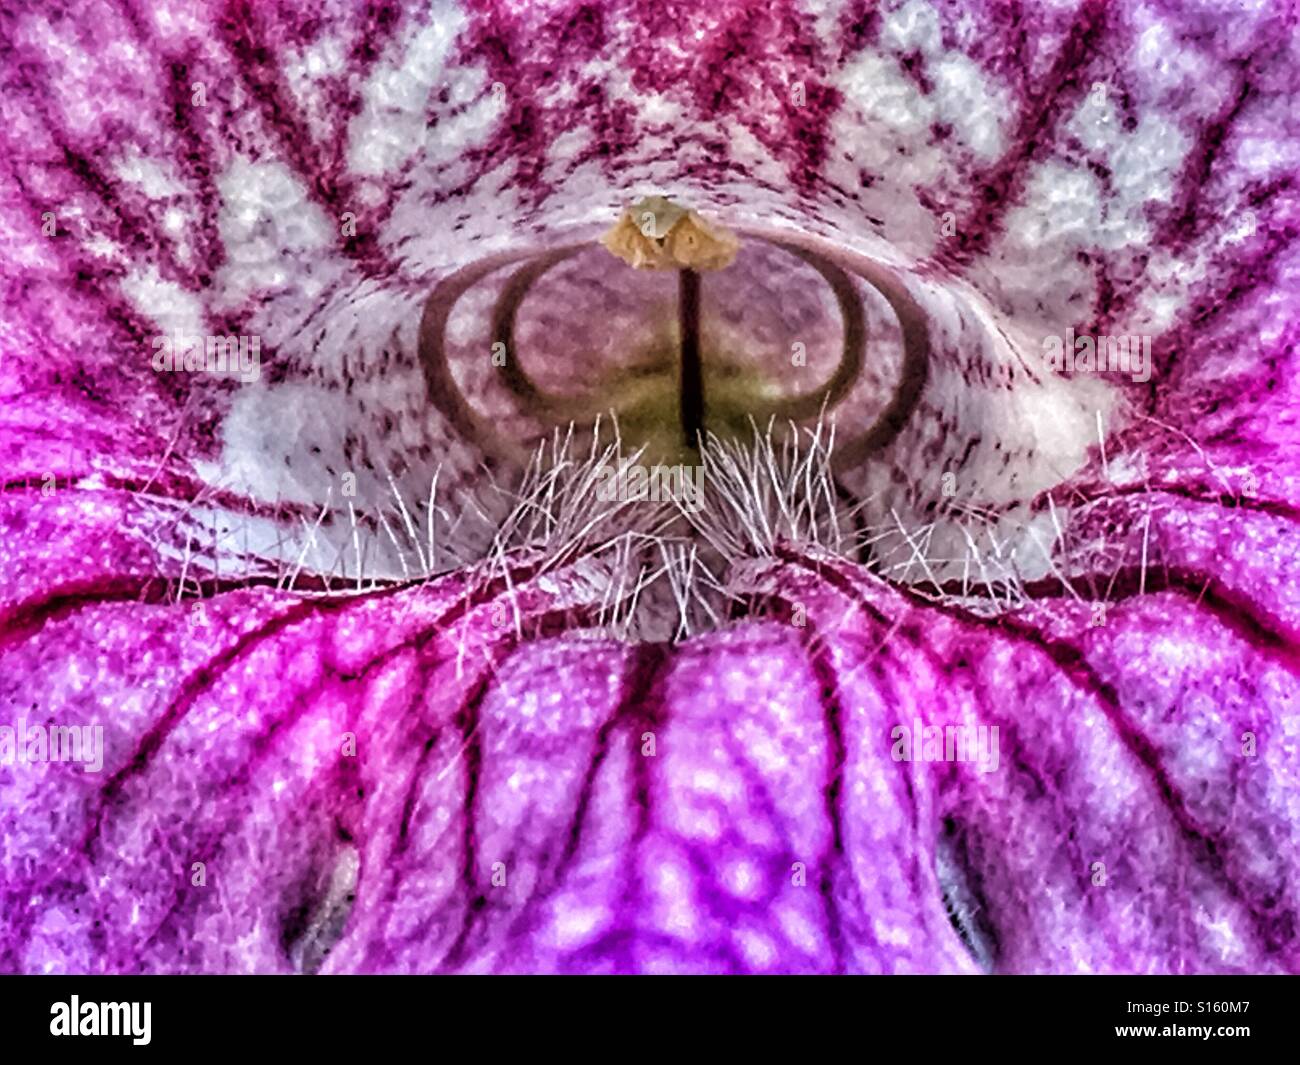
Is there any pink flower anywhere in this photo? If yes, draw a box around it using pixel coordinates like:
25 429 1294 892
1 0 1297 973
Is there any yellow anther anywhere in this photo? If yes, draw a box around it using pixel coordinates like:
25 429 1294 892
600 195 739 271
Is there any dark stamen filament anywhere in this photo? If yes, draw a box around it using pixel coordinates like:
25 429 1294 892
678 267 703 449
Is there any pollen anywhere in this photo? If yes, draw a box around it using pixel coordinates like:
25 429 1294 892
600 195 740 271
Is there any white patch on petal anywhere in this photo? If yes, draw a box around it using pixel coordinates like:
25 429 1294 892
880 0 943 52
283 34 347 108
120 267 206 341
930 52 1012 160
843 52 935 142
112 148 186 200
877 0 1011 159
214 157 338 304
346 12 472 176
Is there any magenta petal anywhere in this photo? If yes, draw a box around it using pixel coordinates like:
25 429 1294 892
2 539 1294 973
